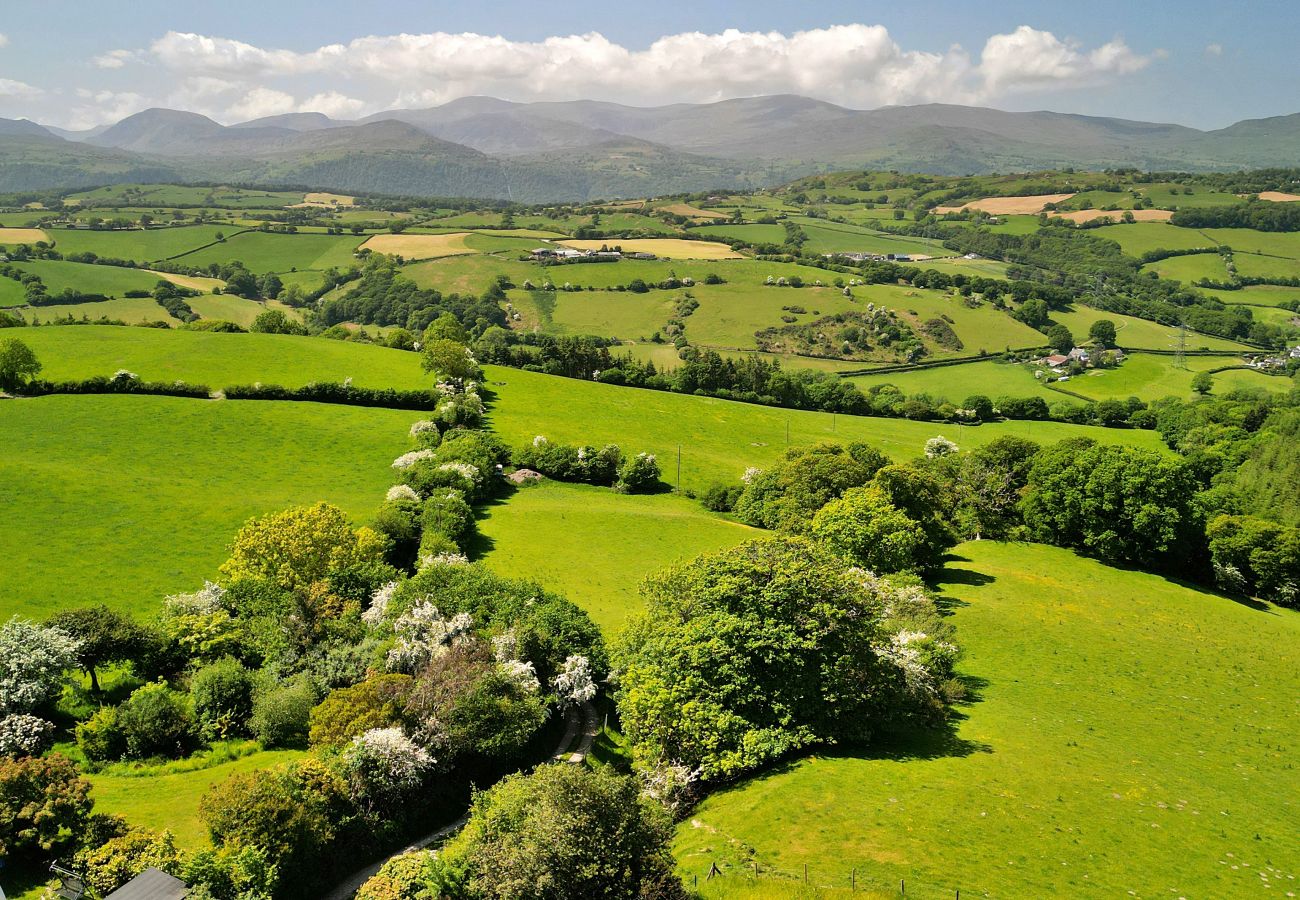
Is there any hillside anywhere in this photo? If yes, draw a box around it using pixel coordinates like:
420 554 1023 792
10 96 1300 200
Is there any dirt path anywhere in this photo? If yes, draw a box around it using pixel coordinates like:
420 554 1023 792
322 700 598 900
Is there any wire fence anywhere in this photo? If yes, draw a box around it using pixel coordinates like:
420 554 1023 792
681 859 983 898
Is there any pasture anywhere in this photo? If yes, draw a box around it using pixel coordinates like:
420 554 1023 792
1142 252 1231 283
13 297 177 324
676 541 1300 898
1091 222 1215 256
0 227 50 245
1049 305 1253 352
846 359 1058 404
0 395 416 618
13 259 168 296
1050 208 1172 224
934 194 1075 215
47 225 230 263
482 365 1167 492
476 480 760 632
11 325 425 389
1056 354 1287 402
170 231 366 273
558 238 744 259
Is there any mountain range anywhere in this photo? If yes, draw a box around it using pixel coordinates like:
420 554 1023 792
2 95 1300 202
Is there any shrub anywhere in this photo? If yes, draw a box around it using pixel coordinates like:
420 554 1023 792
76 825 183 898
192 658 256 741
421 491 476 550
0 754 91 862
76 706 127 762
250 677 317 748
616 452 661 494
735 443 889 532
342 727 434 815
513 437 621 485
219 502 388 594
0 713 55 758
0 617 80 716
699 482 743 512
309 674 413 747
118 682 196 759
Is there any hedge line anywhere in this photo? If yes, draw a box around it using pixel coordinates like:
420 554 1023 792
222 382 443 409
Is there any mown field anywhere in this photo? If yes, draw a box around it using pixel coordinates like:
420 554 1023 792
0 395 415 619
676 541 1300 898
170 231 366 273
482 365 1167 492
475 480 760 632
1062 354 1291 401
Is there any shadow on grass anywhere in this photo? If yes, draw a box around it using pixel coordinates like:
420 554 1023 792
465 481 521 560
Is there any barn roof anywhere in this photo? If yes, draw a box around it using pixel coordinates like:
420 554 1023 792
104 868 187 900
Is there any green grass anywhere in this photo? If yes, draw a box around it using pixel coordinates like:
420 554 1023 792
0 276 28 307
170 231 365 273
185 294 290 327
47 225 230 262
1057 354 1289 401
475 480 760 632
1143 252 1231 283
17 297 178 325
482 366 1167 492
14 259 172 296
1049 304 1252 351
1201 228 1300 259
66 184 303 208
1091 222 1216 256
790 219 954 259
693 224 787 245
13 326 426 389
676 541 1300 898
847 360 1059 404
0 395 416 619
89 749 305 848
1196 284 1300 308
1234 252 1300 281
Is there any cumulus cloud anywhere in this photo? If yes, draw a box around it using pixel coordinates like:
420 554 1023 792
224 86 298 121
1205 43 1224 57
0 33 9 49
136 24 1156 111
0 78 41 99
66 89 148 129
93 49 140 69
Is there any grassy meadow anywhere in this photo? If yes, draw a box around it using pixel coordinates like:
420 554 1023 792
475 480 760 632
0 395 415 619
170 231 366 273
676 541 1300 898
482 365 1167 492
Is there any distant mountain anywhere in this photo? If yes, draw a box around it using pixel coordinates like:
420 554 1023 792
8 95 1300 200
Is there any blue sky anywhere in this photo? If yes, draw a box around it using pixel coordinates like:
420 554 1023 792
0 0 1295 129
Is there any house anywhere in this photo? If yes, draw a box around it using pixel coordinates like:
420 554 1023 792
632 252 657 260
104 868 188 900
1043 354 1070 368
1067 347 1090 363
1289 346 1300 359
529 248 556 259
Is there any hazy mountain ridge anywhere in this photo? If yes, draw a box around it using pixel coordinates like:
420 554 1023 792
5 96 1300 201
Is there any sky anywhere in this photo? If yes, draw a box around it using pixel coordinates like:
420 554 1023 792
0 0 1296 131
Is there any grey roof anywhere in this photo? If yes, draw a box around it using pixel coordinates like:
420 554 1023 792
104 868 187 900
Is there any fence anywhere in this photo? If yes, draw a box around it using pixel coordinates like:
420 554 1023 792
681 859 983 898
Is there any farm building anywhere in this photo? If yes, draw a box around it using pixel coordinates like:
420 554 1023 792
104 868 188 900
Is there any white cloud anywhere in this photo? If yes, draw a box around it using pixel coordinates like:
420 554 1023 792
224 86 297 121
0 33 9 49
139 24 1157 110
979 26 1150 94
93 49 139 69
1205 43 1223 57
0 78 41 99
66 89 148 129
300 91 366 119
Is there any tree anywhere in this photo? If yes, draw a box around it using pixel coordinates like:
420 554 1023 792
811 485 930 574
192 657 256 740
963 394 995 421
616 452 661 493
420 338 483 383
0 617 79 716
257 273 284 300
76 825 183 898
1020 439 1200 568
1206 514 1300 607
118 682 196 759
309 674 413 747
47 606 143 693
439 765 684 900
0 754 91 862
1088 319 1117 348
220 502 388 594
615 538 952 781
423 313 469 345
949 436 1041 540
735 443 889 532
250 309 305 335
1191 371 1214 395
0 337 41 391
1045 323 1074 353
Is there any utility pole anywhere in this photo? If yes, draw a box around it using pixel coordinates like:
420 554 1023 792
1175 316 1187 370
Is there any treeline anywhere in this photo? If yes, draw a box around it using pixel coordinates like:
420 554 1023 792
1170 202 1300 232
317 257 506 334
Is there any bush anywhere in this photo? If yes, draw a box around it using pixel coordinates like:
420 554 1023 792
616 452 661 494
0 713 55 758
0 754 92 862
309 674 413 748
512 437 621 485
699 482 743 512
421 491 476 550
192 658 256 741
250 677 317 748
76 706 127 762
76 825 183 898
118 682 196 759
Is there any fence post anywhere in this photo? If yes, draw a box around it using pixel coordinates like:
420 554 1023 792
804 863 808 883
851 867 856 890
754 861 758 878
901 878 905 895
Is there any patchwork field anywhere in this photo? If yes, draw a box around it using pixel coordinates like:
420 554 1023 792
171 231 366 273
0 227 50 245
476 480 760 632
48 225 230 263
558 238 744 259
1254 191 1300 202
483 365 1167 492
13 259 168 296
1049 305 1253 352
676 541 1300 898
14 297 178 325
847 359 1059 404
934 194 1075 215
0 395 416 618
1050 208 1173 224
12 325 425 389
1092 222 1216 256
360 232 475 258
1057 354 1288 402
1142 252 1231 283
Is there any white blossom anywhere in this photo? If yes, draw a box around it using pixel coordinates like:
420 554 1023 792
0 714 55 757
392 448 435 470
164 581 225 616
0 619 80 716
409 420 438 438
417 552 469 570
344 727 435 803
386 484 420 503
532 435 549 447
500 658 541 694
386 602 474 673
741 466 763 484
363 581 399 626
925 436 959 458
553 654 597 707
111 369 138 383
491 629 518 663
438 461 481 487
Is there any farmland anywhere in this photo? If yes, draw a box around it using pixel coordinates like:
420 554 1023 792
676 541 1300 898
0 394 415 618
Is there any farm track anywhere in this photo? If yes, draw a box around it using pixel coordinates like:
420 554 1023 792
322 701 599 900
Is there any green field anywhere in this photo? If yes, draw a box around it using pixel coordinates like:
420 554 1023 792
0 395 415 619
14 259 173 296
89 749 306 849
1057 353 1288 401
1049 304 1252 352
483 365 1167 492
1092 222 1216 256
1234 252 1300 280
676 541 1300 897
66 184 304 208
16 297 178 325
0 276 28 307
476 480 760 632
170 231 365 273
12 326 426 389
789 218 954 258
1197 284 1300 308
47 225 230 263
185 294 301 327
847 359 1059 404
1143 252 1231 283
692 223 786 245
